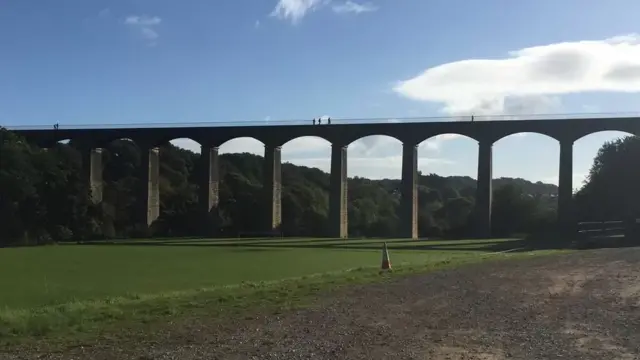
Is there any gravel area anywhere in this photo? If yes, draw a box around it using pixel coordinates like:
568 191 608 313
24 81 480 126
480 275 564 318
4 248 640 359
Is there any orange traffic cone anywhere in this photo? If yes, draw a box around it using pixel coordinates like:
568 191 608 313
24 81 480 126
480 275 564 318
380 242 392 272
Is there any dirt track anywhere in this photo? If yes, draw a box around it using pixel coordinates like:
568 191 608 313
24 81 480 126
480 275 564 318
5 248 640 359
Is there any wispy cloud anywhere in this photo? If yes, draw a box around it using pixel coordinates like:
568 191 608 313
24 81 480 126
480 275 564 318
124 15 162 26
270 0 326 24
270 0 376 23
332 1 378 14
124 15 162 45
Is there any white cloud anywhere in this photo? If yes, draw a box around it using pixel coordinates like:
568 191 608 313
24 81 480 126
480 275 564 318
270 0 326 24
270 0 376 23
125 15 161 26
394 34 640 116
124 15 162 44
420 133 464 151
255 20 261 28
332 1 378 14
459 95 563 120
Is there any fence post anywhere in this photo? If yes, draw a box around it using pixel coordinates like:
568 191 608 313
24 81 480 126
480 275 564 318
624 218 639 242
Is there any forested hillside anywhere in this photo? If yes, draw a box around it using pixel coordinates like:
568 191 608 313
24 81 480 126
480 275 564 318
3 128 636 246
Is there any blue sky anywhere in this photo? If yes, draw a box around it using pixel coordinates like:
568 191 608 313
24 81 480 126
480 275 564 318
2 0 640 188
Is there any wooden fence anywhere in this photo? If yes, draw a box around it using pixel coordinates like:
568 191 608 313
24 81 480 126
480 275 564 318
576 219 640 241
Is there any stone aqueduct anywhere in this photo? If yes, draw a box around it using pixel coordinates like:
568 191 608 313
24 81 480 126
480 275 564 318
12 116 640 238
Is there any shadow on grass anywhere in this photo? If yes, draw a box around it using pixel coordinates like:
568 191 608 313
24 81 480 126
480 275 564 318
79 238 511 251
78 234 640 253
79 237 419 248
226 248 284 253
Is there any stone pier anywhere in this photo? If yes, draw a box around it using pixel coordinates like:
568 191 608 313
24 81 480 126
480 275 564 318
82 148 103 204
401 142 418 239
200 145 220 236
264 144 282 232
475 140 493 238
139 147 160 228
558 139 574 235
330 144 348 239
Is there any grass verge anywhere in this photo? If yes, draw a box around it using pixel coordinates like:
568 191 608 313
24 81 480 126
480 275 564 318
0 249 565 348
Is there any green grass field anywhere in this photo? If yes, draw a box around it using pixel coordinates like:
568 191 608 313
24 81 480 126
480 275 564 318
0 237 516 309
0 237 559 343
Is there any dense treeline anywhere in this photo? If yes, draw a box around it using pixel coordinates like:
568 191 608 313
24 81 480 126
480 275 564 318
574 136 640 222
2 127 637 246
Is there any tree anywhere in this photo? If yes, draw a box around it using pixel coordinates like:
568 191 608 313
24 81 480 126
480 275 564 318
442 197 474 230
491 184 539 236
575 136 640 222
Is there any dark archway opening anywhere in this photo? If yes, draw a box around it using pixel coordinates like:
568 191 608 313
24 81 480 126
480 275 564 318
492 133 559 237
217 137 265 237
100 138 141 238
417 134 477 239
280 136 331 237
347 135 402 238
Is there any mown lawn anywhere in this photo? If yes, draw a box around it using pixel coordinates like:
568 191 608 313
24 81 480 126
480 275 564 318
0 237 558 343
0 238 516 310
